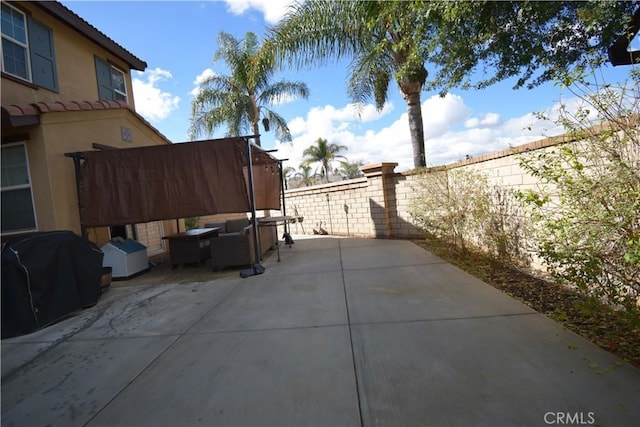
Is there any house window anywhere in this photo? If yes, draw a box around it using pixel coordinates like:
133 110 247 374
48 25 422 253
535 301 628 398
1 2 59 91
1 143 37 233
95 56 128 102
1 3 30 80
111 66 127 101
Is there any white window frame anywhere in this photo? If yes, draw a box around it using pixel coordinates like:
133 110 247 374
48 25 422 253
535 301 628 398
111 65 128 102
1 142 38 234
1 2 32 82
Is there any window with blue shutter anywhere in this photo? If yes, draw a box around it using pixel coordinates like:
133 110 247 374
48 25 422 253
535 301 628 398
28 16 58 92
95 56 128 102
1 3 58 92
95 56 114 100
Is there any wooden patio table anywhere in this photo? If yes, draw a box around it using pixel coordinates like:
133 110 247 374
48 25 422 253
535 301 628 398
162 227 220 268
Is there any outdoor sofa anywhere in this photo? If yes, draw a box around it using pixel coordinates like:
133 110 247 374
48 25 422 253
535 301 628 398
205 218 275 271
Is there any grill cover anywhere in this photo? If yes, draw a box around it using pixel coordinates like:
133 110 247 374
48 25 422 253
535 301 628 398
1 231 103 338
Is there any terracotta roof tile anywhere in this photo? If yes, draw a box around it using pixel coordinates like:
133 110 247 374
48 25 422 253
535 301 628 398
48 101 67 112
1 100 171 145
2 100 132 115
63 101 81 111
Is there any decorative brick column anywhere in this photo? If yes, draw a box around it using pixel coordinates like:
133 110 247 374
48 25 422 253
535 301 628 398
361 162 398 238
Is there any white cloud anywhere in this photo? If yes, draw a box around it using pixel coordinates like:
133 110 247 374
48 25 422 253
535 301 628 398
223 0 294 24
421 93 471 138
275 93 572 174
464 112 501 128
132 68 180 121
287 102 393 137
190 68 216 96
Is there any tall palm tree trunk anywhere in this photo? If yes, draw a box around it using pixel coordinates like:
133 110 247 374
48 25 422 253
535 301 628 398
405 91 426 168
252 120 262 147
323 159 330 182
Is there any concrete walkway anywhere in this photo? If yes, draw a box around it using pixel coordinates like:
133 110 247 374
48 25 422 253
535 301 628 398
2 235 639 426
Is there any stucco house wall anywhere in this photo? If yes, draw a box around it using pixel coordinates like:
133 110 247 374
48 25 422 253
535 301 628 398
1 1 175 249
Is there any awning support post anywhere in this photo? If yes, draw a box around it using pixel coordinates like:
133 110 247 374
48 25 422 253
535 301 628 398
278 159 293 245
240 136 266 278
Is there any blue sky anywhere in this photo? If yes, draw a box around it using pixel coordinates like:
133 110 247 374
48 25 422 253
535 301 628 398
62 0 637 172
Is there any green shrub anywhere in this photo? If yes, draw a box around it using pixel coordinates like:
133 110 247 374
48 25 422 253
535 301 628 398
184 217 200 230
517 70 640 312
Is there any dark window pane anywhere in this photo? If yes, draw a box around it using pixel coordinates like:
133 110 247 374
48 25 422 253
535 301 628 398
1 145 29 188
114 91 127 102
1 188 36 232
2 38 28 79
1 4 26 44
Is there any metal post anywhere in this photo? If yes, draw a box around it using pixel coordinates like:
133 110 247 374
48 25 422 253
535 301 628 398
240 137 265 278
278 159 294 245
65 152 88 239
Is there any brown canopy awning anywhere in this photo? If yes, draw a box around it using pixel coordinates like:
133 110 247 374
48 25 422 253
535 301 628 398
78 137 280 227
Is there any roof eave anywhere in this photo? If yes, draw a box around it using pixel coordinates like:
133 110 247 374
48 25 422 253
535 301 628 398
34 1 147 71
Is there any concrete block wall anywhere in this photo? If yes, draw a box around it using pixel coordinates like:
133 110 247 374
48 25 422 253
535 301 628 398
449 135 568 192
283 135 571 240
390 173 424 238
284 163 424 239
284 177 377 237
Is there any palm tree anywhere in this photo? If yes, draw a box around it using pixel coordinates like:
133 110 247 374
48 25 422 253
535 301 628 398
339 160 364 179
190 31 309 146
295 164 317 187
267 1 433 166
302 138 347 183
282 166 296 189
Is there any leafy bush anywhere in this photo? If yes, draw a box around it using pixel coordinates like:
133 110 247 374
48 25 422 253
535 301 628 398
517 70 640 312
481 185 531 264
184 217 200 230
409 168 483 253
409 168 530 263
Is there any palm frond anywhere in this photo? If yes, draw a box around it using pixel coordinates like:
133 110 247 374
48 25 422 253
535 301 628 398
269 0 373 69
347 46 394 109
262 109 293 141
258 80 309 105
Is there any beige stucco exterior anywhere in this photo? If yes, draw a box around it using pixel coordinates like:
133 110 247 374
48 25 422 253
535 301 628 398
1 2 136 108
1 1 177 248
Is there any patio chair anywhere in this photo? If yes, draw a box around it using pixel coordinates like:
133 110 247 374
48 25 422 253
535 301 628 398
206 218 255 271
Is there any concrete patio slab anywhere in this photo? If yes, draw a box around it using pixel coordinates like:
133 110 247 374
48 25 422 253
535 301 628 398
72 280 240 339
190 270 347 333
88 326 361 427
1 341 52 378
2 335 178 427
352 315 639 427
2 234 638 426
263 246 342 276
278 235 340 252
2 285 144 344
1 286 150 377
345 263 535 324
340 238 445 270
